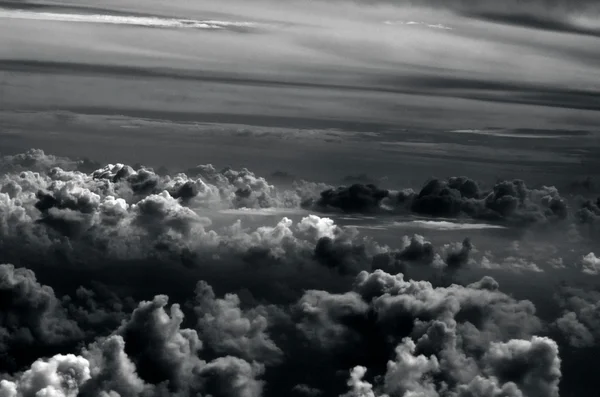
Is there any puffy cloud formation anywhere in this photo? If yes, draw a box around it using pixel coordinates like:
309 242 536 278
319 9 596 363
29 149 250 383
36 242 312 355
0 264 556 397
338 336 561 397
287 269 547 396
193 281 283 365
482 336 561 397
0 264 83 372
0 154 308 272
553 286 600 348
1 149 598 397
1 150 504 299
0 293 266 397
0 150 320 221
331 271 557 397
0 354 91 397
577 197 600 228
478 255 543 273
307 178 569 227
315 184 390 213
581 252 600 275
0 149 99 174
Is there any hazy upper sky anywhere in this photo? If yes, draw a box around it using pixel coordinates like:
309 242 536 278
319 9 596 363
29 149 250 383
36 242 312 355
1 0 600 131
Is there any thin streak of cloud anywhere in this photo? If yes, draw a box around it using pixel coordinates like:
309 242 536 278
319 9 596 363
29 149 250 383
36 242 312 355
0 8 267 30
394 220 507 231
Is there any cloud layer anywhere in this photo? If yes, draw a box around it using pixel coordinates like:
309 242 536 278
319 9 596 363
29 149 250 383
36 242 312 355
0 149 598 397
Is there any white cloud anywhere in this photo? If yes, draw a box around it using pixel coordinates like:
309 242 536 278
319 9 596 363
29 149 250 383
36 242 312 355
581 252 600 275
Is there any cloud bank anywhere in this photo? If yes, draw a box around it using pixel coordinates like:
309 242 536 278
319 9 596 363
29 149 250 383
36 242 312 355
0 149 598 397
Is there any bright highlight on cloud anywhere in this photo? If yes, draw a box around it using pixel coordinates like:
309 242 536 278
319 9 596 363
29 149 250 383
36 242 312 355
384 20 453 29
581 252 600 275
0 8 264 30
395 220 506 230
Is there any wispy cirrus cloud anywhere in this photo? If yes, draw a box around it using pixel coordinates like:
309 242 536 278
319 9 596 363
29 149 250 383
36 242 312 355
0 8 268 31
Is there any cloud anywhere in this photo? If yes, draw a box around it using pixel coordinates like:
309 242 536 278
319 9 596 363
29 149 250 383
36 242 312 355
382 337 440 396
306 177 569 228
581 252 600 275
340 366 376 397
395 220 506 231
328 268 551 396
482 336 561 397
312 184 390 214
384 20 453 30
0 8 266 31
554 312 594 348
479 256 544 273
552 286 600 348
444 238 473 270
0 354 91 397
3 291 265 397
3 150 496 294
0 149 596 396
193 281 283 365
577 197 600 222
0 264 83 372
0 257 557 397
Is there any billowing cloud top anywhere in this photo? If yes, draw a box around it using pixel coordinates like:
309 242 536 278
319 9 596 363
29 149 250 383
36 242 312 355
0 149 598 396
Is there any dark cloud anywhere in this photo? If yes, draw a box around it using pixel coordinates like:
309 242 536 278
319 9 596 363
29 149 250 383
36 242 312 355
63 282 137 337
0 259 563 397
313 184 389 214
578 197 600 224
445 238 473 270
552 286 600 348
0 290 266 397
395 234 436 264
308 177 570 228
193 281 283 365
0 264 83 372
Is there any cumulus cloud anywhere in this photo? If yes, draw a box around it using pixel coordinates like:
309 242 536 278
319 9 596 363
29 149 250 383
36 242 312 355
552 286 600 348
0 149 98 174
479 255 543 273
581 252 600 275
577 197 600 235
193 281 283 365
312 184 390 214
0 264 83 372
0 279 270 397
2 150 496 297
0 149 594 397
0 151 298 272
482 336 561 397
0 354 91 397
331 269 554 397
0 257 557 397
306 177 569 227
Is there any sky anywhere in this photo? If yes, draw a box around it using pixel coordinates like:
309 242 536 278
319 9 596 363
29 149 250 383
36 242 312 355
0 1 600 397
